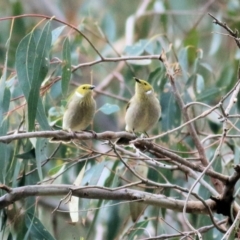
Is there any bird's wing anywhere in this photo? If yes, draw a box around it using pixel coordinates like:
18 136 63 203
64 91 76 110
126 99 132 111
126 102 130 111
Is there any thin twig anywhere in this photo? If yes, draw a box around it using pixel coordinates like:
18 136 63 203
208 13 240 49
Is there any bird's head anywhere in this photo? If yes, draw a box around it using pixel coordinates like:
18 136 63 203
134 77 153 95
75 84 95 98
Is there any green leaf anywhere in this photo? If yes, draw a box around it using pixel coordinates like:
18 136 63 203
99 103 120 115
89 161 106 185
36 100 51 130
48 106 63 118
196 87 223 102
48 163 65 176
105 161 119 188
35 138 48 181
16 33 35 129
0 87 10 126
80 162 106 219
16 21 52 131
234 142 240 166
148 67 166 89
216 63 234 89
28 23 52 131
125 39 149 56
51 25 66 45
0 142 13 183
195 74 204 94
200 62 213 73
105 200 121 240
0 119 11 184
127 220 149 240
178 47 189 81
161 86 181 132
61 37 71 97
101 12 116 41
15 148 36 160
209 24 222 55
25 213 55 240
12 158 22 188
183 29 199 64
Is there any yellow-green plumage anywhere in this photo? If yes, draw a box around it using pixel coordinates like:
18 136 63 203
125 78 161 133
62 84 96 131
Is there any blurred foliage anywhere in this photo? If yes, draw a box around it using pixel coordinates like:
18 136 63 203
1 0 240 239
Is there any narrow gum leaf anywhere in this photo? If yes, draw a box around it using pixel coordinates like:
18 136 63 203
69 163 86 223
61 37 71 97
16 21 52 131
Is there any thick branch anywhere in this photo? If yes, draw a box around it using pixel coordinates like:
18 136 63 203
134 139 228 183
0 184 217 214
211 165 240 219
159 52 208 166
0 130 135 143
0 130 229 183
159 51 224 193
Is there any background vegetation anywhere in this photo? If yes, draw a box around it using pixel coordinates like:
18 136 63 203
1 0 240 239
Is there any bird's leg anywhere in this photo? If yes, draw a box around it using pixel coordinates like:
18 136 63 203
144 131 149 138
68 129 79 140
140 132 149 139
83 130 97 138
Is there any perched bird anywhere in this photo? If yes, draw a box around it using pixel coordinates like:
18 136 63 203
123 78 161 221
62 84 96 132
125 77 161 135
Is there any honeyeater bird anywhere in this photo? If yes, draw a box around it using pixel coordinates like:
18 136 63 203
124 78 160 221
62 84 96 132
125 77 161 134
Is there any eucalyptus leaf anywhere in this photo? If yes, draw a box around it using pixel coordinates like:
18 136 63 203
125 39 149 56
0 87 10 126
127 220 149 240
101 12 116 41
0 119 11 184
15 148 36 160
178 47 189 81
209 24 222 55
35 138 48 180
196 74 204 94
0 142 13 183
200 62 213 73
61 37 71 97
99 103 120 115
51 25 66 45
36 97 51 130
196 87 223 102
48 163 65 176
25 213 55 240
16 21 52 131
69 163 86 223
161 87 181 132
80 162 106 220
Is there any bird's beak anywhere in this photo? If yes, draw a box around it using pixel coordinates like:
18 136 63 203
90 85 95 90
134 77 140 83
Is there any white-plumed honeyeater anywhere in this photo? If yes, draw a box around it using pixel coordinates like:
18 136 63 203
125 77 161 134
62 84 96 131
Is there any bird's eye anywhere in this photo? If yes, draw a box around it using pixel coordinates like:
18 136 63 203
83 87 85 89
144 83 147 85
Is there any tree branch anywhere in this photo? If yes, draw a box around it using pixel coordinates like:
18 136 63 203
134 139 228 183
0 130 135 143
208 13 240 49
0 184 217 214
